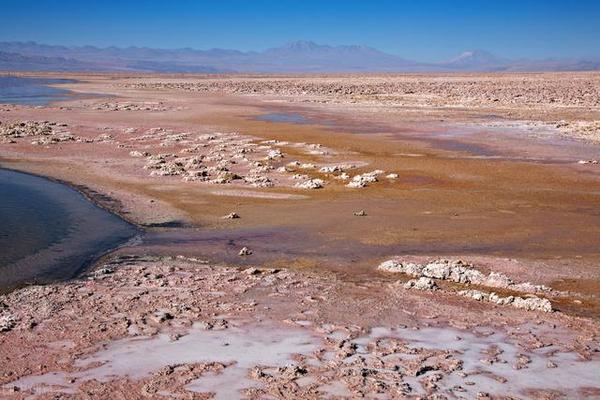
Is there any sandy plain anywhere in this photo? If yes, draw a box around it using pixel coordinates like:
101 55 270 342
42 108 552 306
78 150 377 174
0 72 599 399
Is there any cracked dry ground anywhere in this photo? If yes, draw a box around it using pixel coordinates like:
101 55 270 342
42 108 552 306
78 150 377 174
1 255 599 399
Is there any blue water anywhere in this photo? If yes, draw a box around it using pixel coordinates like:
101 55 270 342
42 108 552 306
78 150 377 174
0 169 138 292
0 76 76 105
255 112 309 124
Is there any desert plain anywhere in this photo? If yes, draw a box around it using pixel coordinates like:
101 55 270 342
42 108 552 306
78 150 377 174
0 72 599 399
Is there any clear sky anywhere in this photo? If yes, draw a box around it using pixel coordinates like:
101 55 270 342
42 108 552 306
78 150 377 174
1 0 599 61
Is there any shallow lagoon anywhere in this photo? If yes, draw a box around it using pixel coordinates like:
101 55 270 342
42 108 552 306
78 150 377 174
0 169 138 292
0 76 76 105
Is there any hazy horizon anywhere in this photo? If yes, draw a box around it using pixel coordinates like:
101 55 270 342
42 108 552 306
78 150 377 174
1 0 599 62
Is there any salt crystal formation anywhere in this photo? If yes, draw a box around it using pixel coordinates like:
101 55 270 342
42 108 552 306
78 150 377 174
378 259 553 312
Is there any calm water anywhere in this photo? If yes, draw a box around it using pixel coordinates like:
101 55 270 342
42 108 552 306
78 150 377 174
0 76 76 105
0 169 138 292
256 112 309 124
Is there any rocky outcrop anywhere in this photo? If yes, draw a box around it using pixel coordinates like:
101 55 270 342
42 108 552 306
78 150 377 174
378 259 550 293
378 258 554 312
458 290 552 312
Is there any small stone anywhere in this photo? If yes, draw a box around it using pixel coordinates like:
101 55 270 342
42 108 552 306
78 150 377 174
0 315 16 332
223 212 240 219
353 210 367 216
239 247 252 256
152 310 174 323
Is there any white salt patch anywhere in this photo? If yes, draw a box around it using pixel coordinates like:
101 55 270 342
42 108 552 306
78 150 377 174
354 325 600 398
7 322 320 399
319 380 352 397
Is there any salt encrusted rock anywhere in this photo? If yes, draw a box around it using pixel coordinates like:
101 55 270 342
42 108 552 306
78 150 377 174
299 163 316 169
378 258 555 310
346 170 383 188
422 261 452 280
239 247 252 256
266 149 284 160
149 161 186 176
512 282 551 293
129 150 149 157
512 296 553 312
484 272 514 288
319 165 353 174
377 260 423 276
335 172 350 180
449 265 486 284
458 290 552 312
295 179 325 189
292 174 309 180
353 210 367 216
222 212 240 219
577 160 599 165
287 161 301 167
244 175 274 187
403 263 424 276
0 120 55 138
346 180 368 188
377 260 403 273
0 314 16 332
31 131 76 145
404 277 438 291
0 120 76 145
319 166 338 173
386 173 399 179
211 171 242 184
353 173 378 183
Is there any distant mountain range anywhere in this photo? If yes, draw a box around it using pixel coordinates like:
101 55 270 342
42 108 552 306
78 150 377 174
1 40 598 73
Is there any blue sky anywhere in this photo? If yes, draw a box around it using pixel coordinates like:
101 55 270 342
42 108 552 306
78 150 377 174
0 0 598 61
